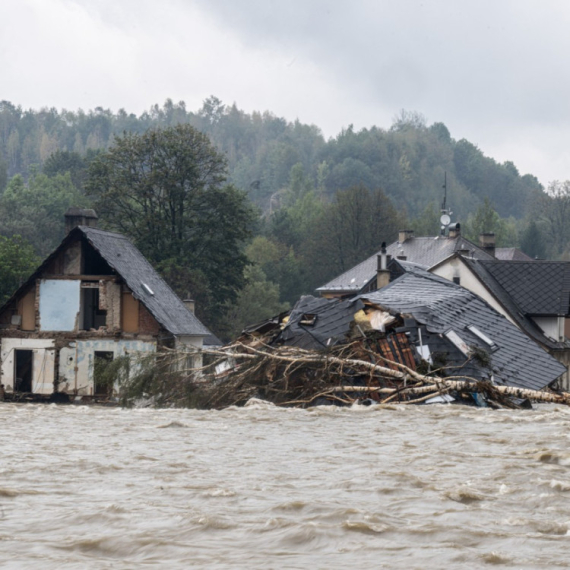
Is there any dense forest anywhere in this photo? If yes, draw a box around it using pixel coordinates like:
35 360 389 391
0 97 567 338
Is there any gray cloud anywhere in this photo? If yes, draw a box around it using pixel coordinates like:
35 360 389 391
2 0 570 183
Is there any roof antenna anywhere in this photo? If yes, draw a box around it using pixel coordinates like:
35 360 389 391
440 171 452 236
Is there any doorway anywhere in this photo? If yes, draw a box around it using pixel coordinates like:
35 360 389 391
94 351 114 396
15 350 33 393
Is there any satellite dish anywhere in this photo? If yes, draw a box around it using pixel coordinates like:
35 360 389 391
440 214 451 226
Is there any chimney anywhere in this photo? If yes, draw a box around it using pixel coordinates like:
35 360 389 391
398 229 414 243
448 222 461 238
376 243 391 290
479 233 496 257
183 299 195 314
64 207 98 233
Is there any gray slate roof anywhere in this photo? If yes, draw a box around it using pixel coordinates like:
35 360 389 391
317 235 493 294
459 258 570 351
277 295 363 350
81 227 211 337
465 259 570 316
361 271 566 391
494 247 533 261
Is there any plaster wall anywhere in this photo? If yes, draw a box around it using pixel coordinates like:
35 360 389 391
1 338 55 394
39 279 80 331
59 339 156 395
431 260 518 326
533 316 561 342
554 350 570 390
175 335 204 369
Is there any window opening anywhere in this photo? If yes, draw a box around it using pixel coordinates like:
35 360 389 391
82 287 106 330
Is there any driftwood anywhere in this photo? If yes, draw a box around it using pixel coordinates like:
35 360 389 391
168 340 570 410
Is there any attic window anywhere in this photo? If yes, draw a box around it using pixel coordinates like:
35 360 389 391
453 276 460 285
466 325 497 349
142 283 154 296
444 329 470 356
300 313 317 326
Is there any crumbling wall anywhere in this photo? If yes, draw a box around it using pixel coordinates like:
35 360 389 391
58 338 156 395
1 338 55 394
99 280 121 331
139 303 161 336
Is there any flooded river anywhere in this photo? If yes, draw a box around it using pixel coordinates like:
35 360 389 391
2 401 570 568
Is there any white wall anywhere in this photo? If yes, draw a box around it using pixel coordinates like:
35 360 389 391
1 338 55 394
175 335 204 370
431 259 517 326
533 316 563 342
58 339 156 395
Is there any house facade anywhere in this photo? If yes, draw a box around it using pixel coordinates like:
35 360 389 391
0 210 210 397
430 255 570 389
316 227 496 298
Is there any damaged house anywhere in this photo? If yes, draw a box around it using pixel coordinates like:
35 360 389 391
267 266 566 395
430 256 570 388
0 209 210 398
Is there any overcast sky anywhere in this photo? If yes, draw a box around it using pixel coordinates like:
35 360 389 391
2 0 570 186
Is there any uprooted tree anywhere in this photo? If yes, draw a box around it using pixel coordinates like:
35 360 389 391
116 341 570 410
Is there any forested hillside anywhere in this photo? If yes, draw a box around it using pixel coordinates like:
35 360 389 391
0 97 567 338
0 99 543 219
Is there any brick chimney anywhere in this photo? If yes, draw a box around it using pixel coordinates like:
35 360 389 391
64 207 98 233
376 243 391 290
448 223 461 238
398 229 414 243
183 299 195 314
479 233 496 257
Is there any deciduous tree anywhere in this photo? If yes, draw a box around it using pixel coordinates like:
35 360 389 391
86 124 257 331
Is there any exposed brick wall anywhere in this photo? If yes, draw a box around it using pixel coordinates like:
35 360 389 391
139 303 161 336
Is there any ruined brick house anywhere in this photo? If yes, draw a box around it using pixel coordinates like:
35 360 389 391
0 209 210 397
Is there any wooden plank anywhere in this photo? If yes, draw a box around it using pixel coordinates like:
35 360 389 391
121 292 139 333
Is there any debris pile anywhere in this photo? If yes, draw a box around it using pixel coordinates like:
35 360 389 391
192 282 570 409
124 271 570 410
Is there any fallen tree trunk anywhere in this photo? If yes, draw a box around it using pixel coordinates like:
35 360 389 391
120 342 568 410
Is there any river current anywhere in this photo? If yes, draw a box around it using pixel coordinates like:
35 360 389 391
2 401 570 569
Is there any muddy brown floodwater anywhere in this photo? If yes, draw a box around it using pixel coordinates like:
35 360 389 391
2 401 570 569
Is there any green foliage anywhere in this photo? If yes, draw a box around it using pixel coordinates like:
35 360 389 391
0 172 88 256
539 181 570 258
86 124 257 333
412 203 440 237
43 150 88 189
119 352 207 408
93 355 131 394
520 220 545 259
224 264 289 339
303 185 403 287
463 197 519 247
0 234 39 304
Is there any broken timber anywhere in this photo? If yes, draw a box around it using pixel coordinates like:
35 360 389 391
180 342 570 410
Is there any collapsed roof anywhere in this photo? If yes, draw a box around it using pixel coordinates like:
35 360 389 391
269 268 565 392
361 270 566 391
